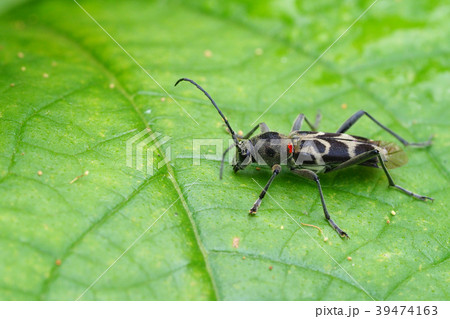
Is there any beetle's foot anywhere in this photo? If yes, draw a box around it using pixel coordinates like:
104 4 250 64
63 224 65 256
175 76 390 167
249 199 261 215
406 135 433 148
328 219 349 239
415 194 434 201
339 230 350 239
391 185 434 201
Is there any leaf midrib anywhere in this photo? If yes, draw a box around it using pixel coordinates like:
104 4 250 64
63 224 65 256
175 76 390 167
5 19 220 300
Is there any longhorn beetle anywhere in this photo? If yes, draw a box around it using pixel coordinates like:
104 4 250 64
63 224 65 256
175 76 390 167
175 78 433 238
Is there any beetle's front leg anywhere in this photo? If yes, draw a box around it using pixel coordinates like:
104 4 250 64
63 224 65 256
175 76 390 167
249 164 281 215
226 122 270 139
291 168 349 238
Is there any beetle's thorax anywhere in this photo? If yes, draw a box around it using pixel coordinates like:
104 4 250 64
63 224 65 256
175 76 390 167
232 132 293 169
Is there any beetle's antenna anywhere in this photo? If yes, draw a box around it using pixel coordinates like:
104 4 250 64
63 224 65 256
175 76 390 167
175 78 239 144
220 144 236 179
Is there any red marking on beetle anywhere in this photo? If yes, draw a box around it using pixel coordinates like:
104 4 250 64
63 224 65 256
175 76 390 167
288 144 293 154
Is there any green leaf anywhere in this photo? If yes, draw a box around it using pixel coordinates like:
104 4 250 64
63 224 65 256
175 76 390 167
0 0 448 300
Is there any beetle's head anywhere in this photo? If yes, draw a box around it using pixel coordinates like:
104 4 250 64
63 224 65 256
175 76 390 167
232 140 254 172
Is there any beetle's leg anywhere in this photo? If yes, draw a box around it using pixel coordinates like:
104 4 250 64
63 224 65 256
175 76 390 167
326 148 380 172
291 168 348 238
259 123 270 134
376 151 434 201
291 112 321 133
243 123 270 138
249 164 281 214
291 114 305 132
327 149 433 201
312 111 322 131
336 110 432 147
233 122 270 139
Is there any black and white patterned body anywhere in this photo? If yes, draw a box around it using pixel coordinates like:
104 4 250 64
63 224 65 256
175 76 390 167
288 131 393 174
245 131 402 174
176 77 433 238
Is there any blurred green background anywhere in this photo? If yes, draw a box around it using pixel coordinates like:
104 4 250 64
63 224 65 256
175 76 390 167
0 0 448 300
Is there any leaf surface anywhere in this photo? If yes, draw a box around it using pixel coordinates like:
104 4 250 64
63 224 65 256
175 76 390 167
0 0 448 300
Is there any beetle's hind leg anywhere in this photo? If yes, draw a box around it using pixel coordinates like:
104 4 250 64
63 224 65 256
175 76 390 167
327 149 434 201
377 152 434 201
291 168 349 238
337 110 432 147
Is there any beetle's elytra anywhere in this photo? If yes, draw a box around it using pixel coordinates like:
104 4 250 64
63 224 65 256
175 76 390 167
175 78 433 238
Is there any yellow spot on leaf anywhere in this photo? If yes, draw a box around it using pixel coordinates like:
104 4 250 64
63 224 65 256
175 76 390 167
204 49 212 58
232 237 240 248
